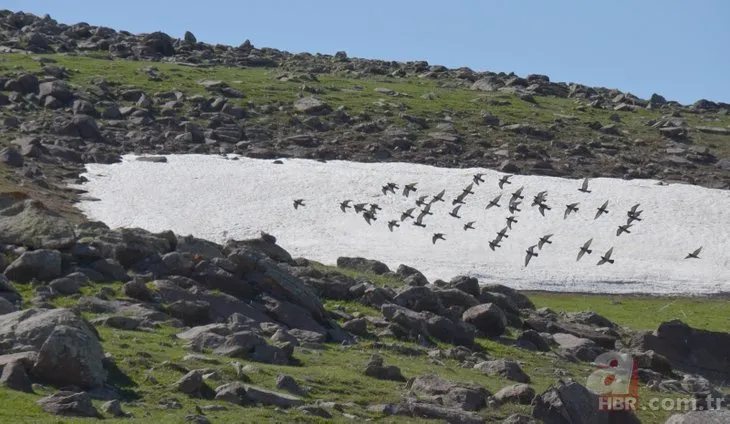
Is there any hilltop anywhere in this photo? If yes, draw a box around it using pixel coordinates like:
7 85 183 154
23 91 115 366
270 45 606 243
0 9 728 424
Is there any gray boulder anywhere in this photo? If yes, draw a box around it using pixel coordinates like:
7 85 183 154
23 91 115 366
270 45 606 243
337 256 391 275
532 380 639 424
3 249 62 283
665 409 730 424
0 193 76 249
474 359 530 383
37 391 101 418
463 303 507 337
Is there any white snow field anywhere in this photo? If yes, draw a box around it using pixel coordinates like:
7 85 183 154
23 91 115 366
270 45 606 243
70 154 730 295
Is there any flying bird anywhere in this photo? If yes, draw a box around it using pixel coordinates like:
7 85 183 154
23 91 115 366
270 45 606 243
339 200 352 212
413 209 428 227
401 207 416 221
578 178 592 193
416 195 429 207
597 247 615 265
432 233 446 244
473 173 485 185
496 227 510 242
403 182 418 197
510 187 525 203
538 234 553 249
449 205 462 219
564 202 580 219
508 200 522 214
354 203 368 214
432 189 446 203
421 202 434 216
486 194 502 210
525 245 538 267
293 199 305 209
382 184 397 195
616 223 632 236
452 191 468 205
577 238 593 262
370 203 381 212
387 220 400 232
498 174 513 189
685 247 702 259
532 190 548 206
463 221 476 231
537 201 551 216
489 239 501 251
506 215 518 230
594 200 609 219
462 182 475 195
627 204 643 224
363 211 377 225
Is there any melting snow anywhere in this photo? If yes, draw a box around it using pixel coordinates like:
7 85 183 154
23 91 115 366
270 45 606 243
70 154 730 295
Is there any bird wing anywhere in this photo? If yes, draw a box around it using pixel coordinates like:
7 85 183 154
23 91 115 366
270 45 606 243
564 206 571 219
464 182 474 192
583 238 593 249
452 205 461 214
605 247 614 259
694 246 703 255
630 203 640 213
577 249 586 261
436 189 445 198
422 202 432 214
601 200 609 209
581 178 589 190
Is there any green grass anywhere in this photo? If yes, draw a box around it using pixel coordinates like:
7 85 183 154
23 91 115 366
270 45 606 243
527 292 730 332
310 262 405 287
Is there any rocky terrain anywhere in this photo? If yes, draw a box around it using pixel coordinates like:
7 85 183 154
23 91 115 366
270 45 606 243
0 9 729 424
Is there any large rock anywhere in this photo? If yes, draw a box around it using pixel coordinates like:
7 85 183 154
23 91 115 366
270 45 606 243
293 97 331 115
381 303 475 346
630 320 730 382
665 409 730 424
0 192 76 249
409 374 489 411
0 308 106 389
73 223 174 267
463 303 507 337
531 381 639 424
474 359 530 383
37 391 101 418
336 256 391 275
3 250 62 283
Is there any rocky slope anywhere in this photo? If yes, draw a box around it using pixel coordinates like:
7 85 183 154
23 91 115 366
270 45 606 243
0 9 729 423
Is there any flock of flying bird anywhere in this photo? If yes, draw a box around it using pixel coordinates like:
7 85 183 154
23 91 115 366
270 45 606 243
292 173 704 268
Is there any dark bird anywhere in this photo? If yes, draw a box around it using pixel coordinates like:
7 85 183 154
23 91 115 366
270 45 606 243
449 205 462 218
489 239 501 251
382 184 394 195
510 186 525 203
293 199 305 209
370 203 381 212
578 177 592 193
421 202 434 216
432 189 446 203
532 190 548 206
401 207 416 221
403 182 418 197
506 215 518 229
525 245 538 267
354 203 368 214
616 223 632 236
462 183 475 196
416 195 429 207
627 204 643 224
597 247 615 265
537 201 551 216
538 234 553 249
388 220 400 232
498 174 513 189
339 200 352 212
363 211 377 225
387 182 399 191
594 200 609 219
508 200 522 214
463 221 476 231
577 238 593 262
452 191 468 205
564 202 580 219
473 173 485 185
432 233 446 244
413 211 427 228
486 194 502 210
685 247 702 259
496 226 510 241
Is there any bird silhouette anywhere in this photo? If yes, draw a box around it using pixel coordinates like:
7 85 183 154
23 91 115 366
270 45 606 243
463 221 476 231
413 211 427 227
473 173 485 185
510 187 525 203
578 178 592 193
432 189 446 203
506 215 518 229
462 182 475 195
388 220 400 232
537 201 551 216
293 199 305 209
401 207 416 221
685 247 702 259
627 204 643 224
496 227 510 241
532 190 548 207
415 195 429 207
403 182 418 197
538 234 553 249
597 247 615 265
421 202 434 216
489 239 502 251
616 223 632 236
525 245 538 267
509 200 522 214
486 194 502 209
432 233 446 244
354 203 367 214
363 211 377 225
370 203 381 213
452 191 468 205
382 182 399 194
339 200 352 212
577 238 593 261
381 184 394 195
595 200 609 219
449 205 462 218
498 174 513 189
564 202 580 219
